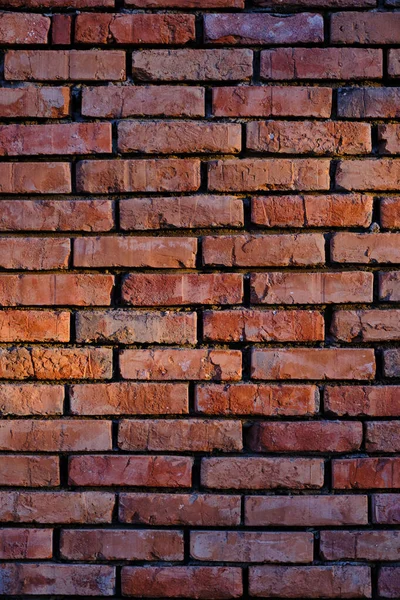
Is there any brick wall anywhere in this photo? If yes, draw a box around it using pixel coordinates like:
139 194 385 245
0 0 399 597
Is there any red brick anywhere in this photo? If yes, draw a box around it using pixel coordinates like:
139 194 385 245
82 86 205 118
61 529 183 561
5 0 114 5
0 383 64 416
332 232 400 263
209 159 330 192
203 234 325 266
373 494 400 524
0 564 115 596
380 271 400 301
332 309 400 341
119 493 241 526
0 491 115 523
69 455 193 487
325 386 400 417
0 237 69 270
245 495 368 526
333 458 400 489
212 86 332 118
195 383 319 416
378 124 400 154
0 420 111 452
127 0 244 5
120 349 242 381
332 12 400 43
204 13 323 44
0 12 49 44
381 197 400 228
379 567 400 598
122 273 243 306
252 194 372 228
76 13 195 44
247 121 371 155
0 528 52 559
384 349 400 377
389 50 400 77
51 14 72 45
0 86 70 118
0 455 59 487
203 309 324 341
338 88 400 118
0 310 69 342
74 236 197 268
122 566 242 599
76 310 196 344
118 419 242 452
132 49 252 81
70 382 188 415
201 457 324 489
261 48 382 80
5 50 125 81
0 162 70 194
336 159 400 191
191 531 313 563
250 271 373 304
118 121 241 154
254 0 375 5
76 159 200 193
120 196 243 230
367 422 400 452
249 566 371 598
251 348 376 380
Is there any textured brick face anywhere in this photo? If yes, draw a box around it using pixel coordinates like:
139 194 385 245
0 0 398 597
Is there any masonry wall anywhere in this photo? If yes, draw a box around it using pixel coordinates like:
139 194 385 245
0 0 399 597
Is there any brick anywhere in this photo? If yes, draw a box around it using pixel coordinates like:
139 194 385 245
325 386 400 417
247 121 371 155
120 349 242 381
5 0 114 5
0 199 113 232
74 236 197 268
0 86 69 118
338 88 400 118
0 564 115 596
195 383 319 416
261 48 382 80
76 310 196 344
0 528 52 559
203 234 325 266
248 421 362 453
191 531 313 563
132 49 252 81
76 13 195 44
0 383 64 416
0 347 112 380
82 86 205 118
381 197 400 228
119 493 241 526
373 494 400 524
332 232 400 263
0 455 59 487
251 348 376 380
379 567 400 598
251 194 372 228
336 159 400 191
0 491 115 523
0 12 49 44
201 457 324 489
5 50 125 81
367 422 400 452
212 86 332 118
61 529 183 561
0 310 69 342
122 566 242 599
118 121 241 154
245 495 368 526
249 566 371 598
209 159 330 192
127 0 244 5
69 455 193 487
122 273 243 306
70 382 188 415
384 349 400 377
204 13 323 44
0 123 111 155
0 162 70 194
331 12 400 43
388 49 400 77
203 309 324 341
0 420 111 452
254 0 375 4
332 309 400 341
333 458 400 489
0 237 69 270
380 271 400 301
51 14 72 45
120 196 244 230
378 124 400 154
118 419 242 452
0 274 113 306
76 159 200 193
250 272 373 304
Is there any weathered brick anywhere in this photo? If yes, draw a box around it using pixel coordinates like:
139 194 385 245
127 0 244 5
332 309 400 341
0 86 70 118
4 0 114 5
0 384 64 416
0 237 69 270
379 567 400 598
384 349 400 377
332 232 400 263
373 494 400 524
366 422 400 452
254 0 375 5
380 271 400 301
0 528 52 559
0 162 70 194
378 124 400 154
0 455 59 487
51 14 72 45
0 310 69 342
389 49 400 77
338 88 400 118
381 197 400 228
333 458 400 489
336 159 400 191
325 386 400 417
0 12 49 44
331 12 400 43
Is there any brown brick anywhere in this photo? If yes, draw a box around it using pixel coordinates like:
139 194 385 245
0 528 52 559
380 271 400 301
379 567 400 598
336 159 400 191
0 384 64 416
4 0 114 5
332 309 400 341
0 455 59 487
332 12 400 43
51 14 72 45
0 12 49 44
0 310 69 342
333 458 400 489
325 386 400 417
0 237 69 270
0 162 70 194
338 88 400 118
381 197 400 228
0 86 70 118
127 0 244 5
